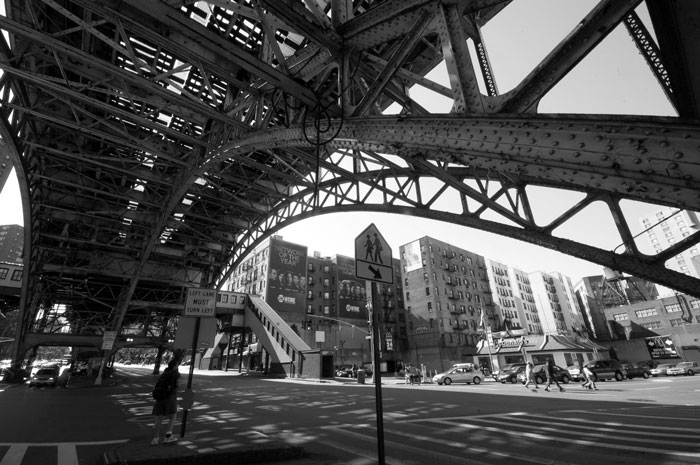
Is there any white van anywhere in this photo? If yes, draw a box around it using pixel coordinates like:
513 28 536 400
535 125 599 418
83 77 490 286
432 363 482 386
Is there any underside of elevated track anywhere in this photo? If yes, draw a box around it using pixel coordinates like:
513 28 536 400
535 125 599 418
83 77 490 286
0 0 699 365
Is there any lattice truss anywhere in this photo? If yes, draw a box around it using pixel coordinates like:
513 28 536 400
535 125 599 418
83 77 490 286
0 0 698 349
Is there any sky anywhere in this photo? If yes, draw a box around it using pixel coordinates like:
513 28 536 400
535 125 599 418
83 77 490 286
0 0 679 286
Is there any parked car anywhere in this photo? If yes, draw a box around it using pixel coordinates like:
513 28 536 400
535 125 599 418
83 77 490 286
621 362 651 379
433 363 482 386
586 359 625 382
637 360 659 370
492 363 526 383
335 365 355 377
666 361 699 376
567 365 584 382
650 363 677 377
498 365 526 384
518 364 571 385
29 367 59 387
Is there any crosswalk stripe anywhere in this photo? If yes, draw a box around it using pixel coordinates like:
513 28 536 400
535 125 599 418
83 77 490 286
470 417 698 448
0 440 128 465
428 419 700 458
57 444 78 465
0 444 27 465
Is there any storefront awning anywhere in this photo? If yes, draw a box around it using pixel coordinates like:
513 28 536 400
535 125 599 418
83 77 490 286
476 334 603 355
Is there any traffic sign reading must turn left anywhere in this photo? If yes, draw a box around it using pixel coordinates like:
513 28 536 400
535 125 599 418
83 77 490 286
355 223 394 284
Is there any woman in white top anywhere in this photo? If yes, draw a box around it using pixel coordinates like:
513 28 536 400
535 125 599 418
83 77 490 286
524 361 538 390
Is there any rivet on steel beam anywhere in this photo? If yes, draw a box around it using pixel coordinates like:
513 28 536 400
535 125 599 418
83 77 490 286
673 152 683 160
579 143 586 148
601 155 609 161
633 158 642 164
606 145 614 151
573 152 581 158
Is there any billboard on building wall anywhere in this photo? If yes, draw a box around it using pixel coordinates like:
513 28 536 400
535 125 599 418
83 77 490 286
403 240 422 272
266 238 307 314
644 335 679 359
336 255 367 320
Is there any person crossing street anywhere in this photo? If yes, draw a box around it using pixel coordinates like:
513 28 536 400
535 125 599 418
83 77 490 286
523 361 538 391
544 358 564 392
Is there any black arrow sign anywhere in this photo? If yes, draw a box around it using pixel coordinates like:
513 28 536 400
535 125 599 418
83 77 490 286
368 265 383 280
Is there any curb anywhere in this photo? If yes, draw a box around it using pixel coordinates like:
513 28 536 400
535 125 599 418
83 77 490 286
103 439 305 465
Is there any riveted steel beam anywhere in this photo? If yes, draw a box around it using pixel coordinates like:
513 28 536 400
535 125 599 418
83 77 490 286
437 2 484 113
215 115 700 210
647 0 700 119
498 0 642 113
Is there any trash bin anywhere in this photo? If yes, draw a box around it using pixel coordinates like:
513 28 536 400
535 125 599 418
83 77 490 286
357 369 365 384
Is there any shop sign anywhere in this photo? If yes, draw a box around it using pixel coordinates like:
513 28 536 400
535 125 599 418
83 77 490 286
496 336 530 348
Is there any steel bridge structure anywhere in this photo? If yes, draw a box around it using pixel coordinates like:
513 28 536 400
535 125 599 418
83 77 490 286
0 0 699 364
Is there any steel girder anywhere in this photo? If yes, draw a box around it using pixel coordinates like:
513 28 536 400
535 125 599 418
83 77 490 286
0 0 699 360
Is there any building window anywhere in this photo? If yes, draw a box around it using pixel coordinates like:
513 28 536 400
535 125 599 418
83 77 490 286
670 318 686 327
642 321 662 330
690 300 700 309
324 265 330 273
10 270 21 281
613 313 629 321
427 302 432 311
635 308 658 318
324 305 330 314
665 303 682 313
425 287 430 296
323 278 330 287
323 292 330 300
0 268 7 280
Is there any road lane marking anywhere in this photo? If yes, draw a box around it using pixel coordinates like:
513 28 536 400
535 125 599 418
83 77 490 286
557 414 700 434
568 410 700 422
58 443 78 465
473 415 700 446
0 440 127 446
432 419 700 458
324 423 573 465
323 424 496 465
0 440 128 465
0 444 27 465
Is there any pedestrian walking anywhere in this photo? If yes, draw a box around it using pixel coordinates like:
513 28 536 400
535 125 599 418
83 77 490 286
407 363 420 385
523 361 538 390
544 358 564 392
151 359 180 445
582 363 598 390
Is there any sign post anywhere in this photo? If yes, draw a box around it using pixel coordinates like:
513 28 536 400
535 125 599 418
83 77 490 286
179 288 216 438
101 331 117 350
355 223 392 465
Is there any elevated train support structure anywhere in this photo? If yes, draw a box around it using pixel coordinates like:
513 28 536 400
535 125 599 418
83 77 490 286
0 0 698 368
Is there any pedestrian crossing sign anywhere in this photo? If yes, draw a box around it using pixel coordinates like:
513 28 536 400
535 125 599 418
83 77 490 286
355 223 393 284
